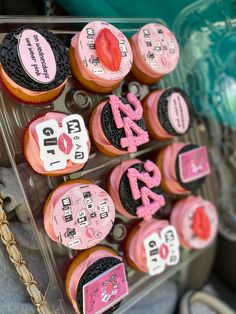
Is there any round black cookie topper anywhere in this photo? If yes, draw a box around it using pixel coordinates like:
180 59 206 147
0 26 69 91
119 162 163 216
101 96 147 151
157 87 193 136
175 144 206 191
76 257 123 314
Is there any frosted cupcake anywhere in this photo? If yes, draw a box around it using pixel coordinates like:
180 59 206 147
156 143 211 195
24 112 90 176
43 180 115 250
107 158 165 220
89 92 149 156
0 26 69 104
170 196 218 249
65 245 129 314
130 23 180 84
143 87 192 140
70 21 133 93
126 219 180 274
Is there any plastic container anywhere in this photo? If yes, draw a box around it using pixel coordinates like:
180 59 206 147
0 1 235 312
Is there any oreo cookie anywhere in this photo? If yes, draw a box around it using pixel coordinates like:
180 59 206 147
0 26 69 91
119 162 163 216
101 97 147 151
157 87 193 136
76 257 122 314
175 144 206 191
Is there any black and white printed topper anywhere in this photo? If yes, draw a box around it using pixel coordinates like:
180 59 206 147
35 114 89 171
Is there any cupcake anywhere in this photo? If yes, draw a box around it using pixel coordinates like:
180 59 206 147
126 220 179 274
43 179 115 250
130 23 180 84
170 196 218 249
156 143 211 195
24 112 90 176
70 21 133 93
89 92 149 156
143 87 192 140
0 26 69 104
107 158 165 220
65 245 129 314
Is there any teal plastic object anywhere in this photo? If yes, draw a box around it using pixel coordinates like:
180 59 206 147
56 0 236 128
55 0 193 26
173 0 236 128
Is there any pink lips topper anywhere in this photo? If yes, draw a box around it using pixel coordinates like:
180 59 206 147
159 243 169 260
58 133 73 155
74 20 133 82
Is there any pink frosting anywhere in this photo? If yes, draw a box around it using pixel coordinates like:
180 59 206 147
91 101 129 156
170 196 218 249
145 90 173 139
68 249 119 314
109 158 164 220
71 21 133 87
131 23 180 78
43 181 115 249
128 220 169 272
161 142 189 195
25 112 90 175
1 66 66 96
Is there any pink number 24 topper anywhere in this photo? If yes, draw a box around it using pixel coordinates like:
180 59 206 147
109 93 149 152
127 160 165 221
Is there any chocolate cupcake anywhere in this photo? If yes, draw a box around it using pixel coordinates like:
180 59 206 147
65 246 129 314
89 92 149 156
107 158 165 220
0 26 69 104
143 87 193 141
156 142 211 195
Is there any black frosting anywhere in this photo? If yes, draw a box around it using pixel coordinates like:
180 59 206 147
0 26 69 91
119 162 163 216
76 257 122 314
157 87 193 136
175 144 206 191
101 97 147 151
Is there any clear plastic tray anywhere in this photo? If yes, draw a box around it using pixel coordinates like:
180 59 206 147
0 3 233 312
